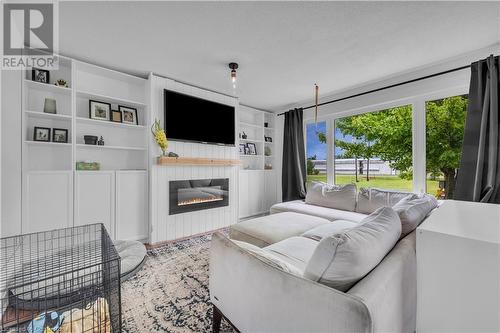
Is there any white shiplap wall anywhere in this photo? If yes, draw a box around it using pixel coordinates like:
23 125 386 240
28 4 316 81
149 74 239 243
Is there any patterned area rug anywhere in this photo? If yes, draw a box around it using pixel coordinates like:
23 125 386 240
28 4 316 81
121 232 235 333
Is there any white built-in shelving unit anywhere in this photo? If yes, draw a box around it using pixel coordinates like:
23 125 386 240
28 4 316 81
238 106 278 218
21 55 149 240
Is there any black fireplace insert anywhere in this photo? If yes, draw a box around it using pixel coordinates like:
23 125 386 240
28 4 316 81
169 178 229 215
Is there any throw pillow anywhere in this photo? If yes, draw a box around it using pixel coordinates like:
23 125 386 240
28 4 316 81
393 194 439 237
303 207 401 292
356 187 412 214
305 182 357 212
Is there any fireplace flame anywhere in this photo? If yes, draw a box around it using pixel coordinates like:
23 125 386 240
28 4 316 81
178 196 224 206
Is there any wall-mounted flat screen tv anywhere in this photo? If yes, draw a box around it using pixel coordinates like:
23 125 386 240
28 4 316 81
164 89 235 146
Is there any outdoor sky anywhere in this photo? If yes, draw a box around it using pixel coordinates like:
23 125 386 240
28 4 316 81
306 122 350 159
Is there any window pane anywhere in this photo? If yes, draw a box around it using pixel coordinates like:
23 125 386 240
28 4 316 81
306 121 327 184
425 95 467 199
334 105 413 191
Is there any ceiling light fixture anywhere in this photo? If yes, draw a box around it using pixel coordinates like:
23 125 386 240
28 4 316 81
229 62 238 88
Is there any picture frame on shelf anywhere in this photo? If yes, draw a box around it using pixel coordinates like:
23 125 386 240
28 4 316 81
244 146 250 155
247 142 257 155
32 68 49 84
33 127 51 142
239 143 246 154
119 105 138 125
43 98 57 114
52 128 68 143
264 136 273 142
111 110 122 123
89 100 111 121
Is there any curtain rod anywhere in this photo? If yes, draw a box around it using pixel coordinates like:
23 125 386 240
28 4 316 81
277 63 472 116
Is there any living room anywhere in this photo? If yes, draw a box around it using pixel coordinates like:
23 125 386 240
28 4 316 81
1 1 499 332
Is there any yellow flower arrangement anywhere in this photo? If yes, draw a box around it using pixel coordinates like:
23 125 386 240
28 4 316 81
151 119 168 156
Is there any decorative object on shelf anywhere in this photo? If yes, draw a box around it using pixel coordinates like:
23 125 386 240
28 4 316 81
32 68 49 83
265 163 273 170
97 136 105 146
244 146 250 155
33 127 51 142
247 142 257 155
89 100 111 121
54 79 68 87
241 131 247 139
151 118 168 156
264 146 272 156
264 136 273 142
76 161 100 171
239 132 242 139
264 122 269 128
84 135 98 145
111 110 122 123
168 152 179 157
239 143 246 154
43 98 57 114
228 62 238 89
52 128 68 143
119 105 138 125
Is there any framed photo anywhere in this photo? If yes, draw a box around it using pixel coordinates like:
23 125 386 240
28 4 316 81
33 127 51 142
32 68 50 83
239 143 246 154
119 105 138 125
111 110 122 123
89 100 111 121
247 142 257 155
52 128 68 143
264 136 273 142
244 146 250 155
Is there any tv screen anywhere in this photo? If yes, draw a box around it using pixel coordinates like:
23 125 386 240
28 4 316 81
164 89 235 146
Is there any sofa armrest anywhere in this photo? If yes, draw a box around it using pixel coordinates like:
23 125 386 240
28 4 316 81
209 233 372 333
347 232 417 333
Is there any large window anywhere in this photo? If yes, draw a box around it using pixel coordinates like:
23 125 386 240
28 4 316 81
334 105 414 191
425 95 468 199
306 121 327 184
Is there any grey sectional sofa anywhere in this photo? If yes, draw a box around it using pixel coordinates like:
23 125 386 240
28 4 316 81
210 184 439 333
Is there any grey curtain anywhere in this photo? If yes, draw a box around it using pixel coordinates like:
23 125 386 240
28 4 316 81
282 108 307 201
455 55 500 203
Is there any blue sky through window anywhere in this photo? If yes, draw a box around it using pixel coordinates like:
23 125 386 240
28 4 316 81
306 122 353 159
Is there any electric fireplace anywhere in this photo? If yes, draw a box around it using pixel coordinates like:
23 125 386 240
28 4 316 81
169 178 229 215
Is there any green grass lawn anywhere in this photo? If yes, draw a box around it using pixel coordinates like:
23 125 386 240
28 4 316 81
306 174 440 196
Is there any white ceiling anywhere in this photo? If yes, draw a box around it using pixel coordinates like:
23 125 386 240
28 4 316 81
59 1 500 111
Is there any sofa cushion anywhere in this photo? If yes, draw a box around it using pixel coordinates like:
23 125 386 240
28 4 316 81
270 200 367 223
393 194 439 237
304 207 402 292
264 236 318 272
356 188 412 214
232 239 303 276
301 220 358 241
306 182 357 212
229 212 329 247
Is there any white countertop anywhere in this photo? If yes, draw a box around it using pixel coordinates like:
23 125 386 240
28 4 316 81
418 200 500 245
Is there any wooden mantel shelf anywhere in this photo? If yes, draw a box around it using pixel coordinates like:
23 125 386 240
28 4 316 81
157 156 241 166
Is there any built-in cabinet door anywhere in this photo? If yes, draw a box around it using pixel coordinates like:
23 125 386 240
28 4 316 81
115 170 148 241
74 171 115 238
239 172 249 218
264 171 277 212
23 171 73 233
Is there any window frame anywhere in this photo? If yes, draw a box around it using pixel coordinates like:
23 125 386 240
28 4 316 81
303 86 468 193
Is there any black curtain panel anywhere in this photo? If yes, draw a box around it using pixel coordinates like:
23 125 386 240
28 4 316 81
282 108 307 201
455 55 500 203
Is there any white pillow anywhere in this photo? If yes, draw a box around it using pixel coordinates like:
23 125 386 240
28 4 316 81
303 207 401 292
305 182 357 212
393 194 439 237
231 240 303 276
356 187 412 214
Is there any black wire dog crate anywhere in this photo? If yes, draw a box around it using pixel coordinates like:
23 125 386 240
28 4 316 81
0 224 121 332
